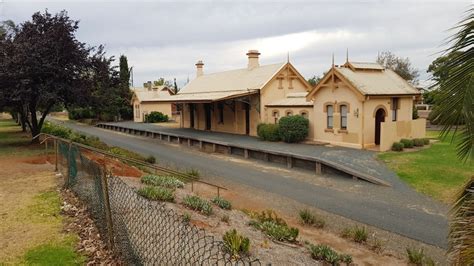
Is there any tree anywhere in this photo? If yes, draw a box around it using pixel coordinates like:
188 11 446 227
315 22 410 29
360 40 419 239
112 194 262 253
1 10 92 141
307 75 322 87
173 78 179 94
118 55 132 119
430 7 473 162
376 51 419 84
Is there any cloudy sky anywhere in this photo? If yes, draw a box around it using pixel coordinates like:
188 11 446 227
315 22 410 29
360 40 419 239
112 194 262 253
1 0 470 87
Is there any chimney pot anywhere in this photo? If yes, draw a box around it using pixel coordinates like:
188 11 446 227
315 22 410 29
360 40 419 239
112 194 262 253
195 60 204 77
246 50 260 69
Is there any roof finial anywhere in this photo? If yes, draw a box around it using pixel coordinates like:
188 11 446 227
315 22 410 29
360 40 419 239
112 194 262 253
346 48 349 63
287 51 290 63
332 53 335 68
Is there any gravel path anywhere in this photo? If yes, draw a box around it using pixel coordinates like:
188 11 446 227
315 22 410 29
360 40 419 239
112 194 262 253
50 119 449 248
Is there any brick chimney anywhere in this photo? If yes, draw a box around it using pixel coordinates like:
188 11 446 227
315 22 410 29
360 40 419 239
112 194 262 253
195 60 204 77
246 50 260 69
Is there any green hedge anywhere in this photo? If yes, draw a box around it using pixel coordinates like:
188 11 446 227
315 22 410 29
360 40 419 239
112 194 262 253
400 139 414 148
278 115 309 143
68 108 96 120
257 123 280 141
391 142 404 152
145 111 169 123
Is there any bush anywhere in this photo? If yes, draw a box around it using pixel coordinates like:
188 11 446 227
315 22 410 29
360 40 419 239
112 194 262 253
298 209 325 228
391 142 404 151
278 115 309 143
341 226 368 243
183 195 213 216
400 138 414 148
212 196 232 210
258 221 299 242
413 138 424 147
145 155 156 164
406 247 426 266
137 186 174 202
141 175 185 188
309 244 340 264
423 138 430 145
68 107 95 120
41 122 72 139
222 229 250 259
257 123 281 141
145 111 169 123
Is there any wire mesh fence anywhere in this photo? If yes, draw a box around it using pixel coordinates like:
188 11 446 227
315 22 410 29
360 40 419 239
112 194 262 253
52 137 261 265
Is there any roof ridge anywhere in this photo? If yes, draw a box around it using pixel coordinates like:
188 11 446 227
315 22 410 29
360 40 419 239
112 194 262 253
198 62 285 77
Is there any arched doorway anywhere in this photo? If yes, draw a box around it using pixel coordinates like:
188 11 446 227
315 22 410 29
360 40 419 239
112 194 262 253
374 108 386 145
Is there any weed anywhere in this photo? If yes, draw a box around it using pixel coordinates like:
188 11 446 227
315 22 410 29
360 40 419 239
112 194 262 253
370 236 384 253
222 229 250 259
212 196 232 210
137 186 175 202
182 212 191 225
258 221 299 242
340 226 368 243
406 247 433 266
221 214 230 224
299 209 325 228
141 175 185 188
186 169 200 178
340 254 353 264
309 244 340 264
183 195 213 216
254 209 286 226
145 155 156 164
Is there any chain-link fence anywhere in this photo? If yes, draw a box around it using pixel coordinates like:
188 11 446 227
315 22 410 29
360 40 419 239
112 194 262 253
50 136 261 265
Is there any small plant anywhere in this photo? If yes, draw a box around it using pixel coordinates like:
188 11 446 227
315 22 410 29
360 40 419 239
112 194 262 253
413 138 424 147
212 196 232 210
299 209 325 228
221 214 230 224
423 138 430 145
406 247 425 265
186 169 200 178
144 111 169 123
340 227 353 238
183 195 213 216
182 212 191 224
254 209 286 226
222 229 250 259
341 226 368 243
391 142 404 151
141 175 185 188
340 254 353 264
258 221 299 242
309 244 340 264
370 236 384 253
400 138 414 148
137 186 174 202
145 155 156 164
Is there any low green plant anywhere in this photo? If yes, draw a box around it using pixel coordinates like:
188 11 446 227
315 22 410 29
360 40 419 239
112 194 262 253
186 169 200 178
298 209 325 228
309 244 340 264
145 155 156 164
145 111 169 123
41 122 72 139
108 146 147 161
413 138 425 147
340 254 353 264
341 226 368 243
23 242 85 265
183 195 213 216
253 209 286 226
222 229 250 259
257 123 281 141
212 196 232 210
278 115 309 143
400 138 414 148
137 186 174 202
182 212 191 224
406 247 425 265
258 221 299 242
423 138 430 145
391 142 404 152
141 175 185 188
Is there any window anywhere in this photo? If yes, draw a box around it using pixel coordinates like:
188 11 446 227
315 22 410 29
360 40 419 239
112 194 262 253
217 103 224 124
272 110 279 124
392 98 399 121
327 105 333 129
135 104 140 118
286 111 293 116
340 105 348 129
300 111 308 119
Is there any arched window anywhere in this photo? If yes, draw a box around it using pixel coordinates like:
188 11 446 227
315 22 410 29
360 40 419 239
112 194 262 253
327 105 333 129
300 110 308 119
286 110 293 116
340 105 348 129
272 110 280 124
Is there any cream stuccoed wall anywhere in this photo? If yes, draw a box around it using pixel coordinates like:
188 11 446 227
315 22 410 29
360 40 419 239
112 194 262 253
312 82 364 149
132 99 173 122
380 119 426 151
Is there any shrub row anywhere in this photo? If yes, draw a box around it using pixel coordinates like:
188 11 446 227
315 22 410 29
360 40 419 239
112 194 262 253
211 196 232 210
391 138 430 152
308 244 353 265
257 115 309 143
248 210 299 243
144 111 169 123
183 195 213 216
137 186 175 202
141 175 185 188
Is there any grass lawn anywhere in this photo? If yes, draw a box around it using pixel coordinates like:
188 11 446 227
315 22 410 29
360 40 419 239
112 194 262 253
0 119 45 157
378 130 473 203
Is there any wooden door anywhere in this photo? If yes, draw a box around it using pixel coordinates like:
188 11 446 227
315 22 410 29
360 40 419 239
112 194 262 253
375 108 385 145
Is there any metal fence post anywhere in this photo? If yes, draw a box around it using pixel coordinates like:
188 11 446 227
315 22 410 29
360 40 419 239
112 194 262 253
65 140 72 188
55 139 58 172
101 167 115 251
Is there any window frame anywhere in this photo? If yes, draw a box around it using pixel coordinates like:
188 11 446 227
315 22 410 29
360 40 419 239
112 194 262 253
326 105 334 129
340 104 348 130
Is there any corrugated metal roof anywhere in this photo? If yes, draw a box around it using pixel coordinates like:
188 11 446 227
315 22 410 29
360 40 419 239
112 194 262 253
132 86 173 102
336 67 420 95
143 90 259 103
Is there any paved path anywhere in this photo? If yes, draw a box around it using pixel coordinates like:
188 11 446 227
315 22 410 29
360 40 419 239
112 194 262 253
52 119 449 248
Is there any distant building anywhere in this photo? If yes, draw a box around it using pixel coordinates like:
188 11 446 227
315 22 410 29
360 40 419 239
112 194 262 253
306 61 425 151
131 84 176 122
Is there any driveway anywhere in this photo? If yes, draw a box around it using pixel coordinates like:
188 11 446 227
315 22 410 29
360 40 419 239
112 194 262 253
51 119 449 248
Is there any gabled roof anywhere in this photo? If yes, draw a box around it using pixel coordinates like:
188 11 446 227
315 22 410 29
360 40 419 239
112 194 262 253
131 86 173 103
307 61 420 100
266 92 312 107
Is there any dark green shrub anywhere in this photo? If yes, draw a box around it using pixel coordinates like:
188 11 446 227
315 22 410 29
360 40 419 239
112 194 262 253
183 195 213 216
222 229 250 259
212 196 232 210
278 115 309 143
423 138 430 145
400 138 414 148
299 209 325 228
257 123 280 141
413 138 424 147
391 142 404 152
145 111 169 123
137 186 174 202
145 155 156 164
141 175 184 188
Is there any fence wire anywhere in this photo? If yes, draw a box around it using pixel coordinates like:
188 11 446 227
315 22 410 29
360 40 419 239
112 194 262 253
55 138 261 265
